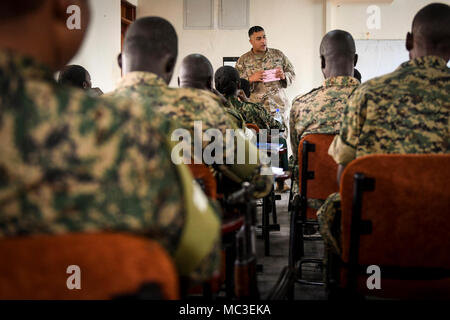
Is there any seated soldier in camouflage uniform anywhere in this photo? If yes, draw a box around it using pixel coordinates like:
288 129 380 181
215 66 283 132
110 18 272 198
0 0 221 284
289 30 360 207
214 66 290 192
318 3 450 259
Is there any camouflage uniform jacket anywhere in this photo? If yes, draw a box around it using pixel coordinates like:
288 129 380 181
329 56 450 166
0 51 220 282
321 56 450 255
110 72 272 196
290 76 360 159
228 96 283 131
236 48 296 114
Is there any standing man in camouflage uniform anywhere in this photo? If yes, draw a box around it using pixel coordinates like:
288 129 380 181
318 3 450 257
290 30 360 160
111 18 272 198
0 0 221 284
236 26 296 128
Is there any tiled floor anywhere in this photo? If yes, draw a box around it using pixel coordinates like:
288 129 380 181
256 190 327 300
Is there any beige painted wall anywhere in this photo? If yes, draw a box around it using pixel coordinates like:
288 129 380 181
137 0 324 101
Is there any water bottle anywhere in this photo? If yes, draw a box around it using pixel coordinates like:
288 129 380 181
274 108 283 124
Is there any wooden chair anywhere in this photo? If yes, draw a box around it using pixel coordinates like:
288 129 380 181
289 134 337 286
0 233 179 300
246 123 260 134
187 163 217 200
334 154 450 299
187 163 244 299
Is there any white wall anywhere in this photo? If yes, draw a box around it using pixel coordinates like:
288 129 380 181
69 0 122 93
69 0 449 95
137 0 324 101
327 0 450 39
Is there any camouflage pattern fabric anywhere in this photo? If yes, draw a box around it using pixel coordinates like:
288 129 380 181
227 96 283 131
0 50 220 282
236 48 295 117
289 76 360 160
109 72 273 197
321 56 450 255
329 56 450 166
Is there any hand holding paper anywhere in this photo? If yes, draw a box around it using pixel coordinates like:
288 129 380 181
263 69 281 83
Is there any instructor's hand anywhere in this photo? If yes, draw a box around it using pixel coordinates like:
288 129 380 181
249 71 264 83
275 68 285 80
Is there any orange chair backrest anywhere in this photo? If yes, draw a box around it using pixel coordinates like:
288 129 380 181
340 154 450 298
298 134 337 218
0 233 179 300
246 123 260 133
187 163 217 199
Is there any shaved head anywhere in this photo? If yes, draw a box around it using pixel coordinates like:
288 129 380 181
320 30 357 79
407 3 450 60
178 54 214 90
120 16 178 83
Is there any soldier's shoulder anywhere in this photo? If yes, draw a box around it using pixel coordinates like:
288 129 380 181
173 87 223 107
269 48 287 57
292 86 323 104
238 51 253 62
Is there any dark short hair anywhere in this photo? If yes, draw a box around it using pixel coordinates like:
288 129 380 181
412 3 450 51
239 78 251 98
58 65 89 89
0 1 45 20
248 26 264 38
124 17 178 60
215 66 240 97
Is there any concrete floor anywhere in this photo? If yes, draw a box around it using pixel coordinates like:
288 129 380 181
255 189 327 300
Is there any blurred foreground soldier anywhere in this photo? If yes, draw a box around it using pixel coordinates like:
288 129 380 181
318 3 450 259
236 26 296 127
58 64 103 96
111 19 272 198
0 0 220 283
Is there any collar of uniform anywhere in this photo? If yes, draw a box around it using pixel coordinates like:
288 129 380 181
400 56 448 71
323 76 360 88
116 71 167 89
228 95 243 107
250 48 268 59
0 49 55 83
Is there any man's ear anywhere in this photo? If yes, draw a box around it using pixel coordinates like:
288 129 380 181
117 53 122 69
165 56 176 74
406 32 413 52
82 81 88 89
320 55 326 69
354 54 358 67
207 76 213 90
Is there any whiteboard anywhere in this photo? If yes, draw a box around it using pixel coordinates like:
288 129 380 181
355 40 409 83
